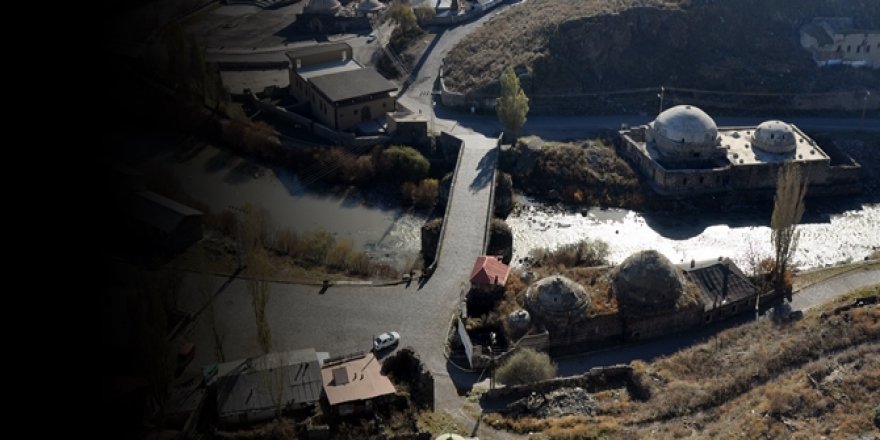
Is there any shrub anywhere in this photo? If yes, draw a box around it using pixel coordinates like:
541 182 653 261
378 145 430 182
529 238 610 268
414 6 435 25
402 178 439 208
496 348 556 385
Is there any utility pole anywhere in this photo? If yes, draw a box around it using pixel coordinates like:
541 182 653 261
489 332 497 390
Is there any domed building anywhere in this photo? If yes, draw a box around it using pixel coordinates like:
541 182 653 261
647 105 723 162
611 250 686 315
524 275 590 334
618 104 861 198
752 120 797 154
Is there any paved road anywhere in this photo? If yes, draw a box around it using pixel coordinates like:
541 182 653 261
554 267 879 376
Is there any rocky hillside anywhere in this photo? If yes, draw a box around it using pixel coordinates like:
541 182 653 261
443 0 880 114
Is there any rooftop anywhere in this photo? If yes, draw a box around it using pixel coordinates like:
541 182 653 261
297 59 362 80
216 348 323 417
681 259 758 311
128 191 202 233
321 352 396 406
470 255 511 286
718 125 827 166
286 42 351 61
309 68 398 103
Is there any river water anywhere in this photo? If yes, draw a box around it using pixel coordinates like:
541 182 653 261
167 145 426 268
164 146 876 273
507 197 879 272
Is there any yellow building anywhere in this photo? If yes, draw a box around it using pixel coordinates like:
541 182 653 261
287 43 398 131
800 17 880 68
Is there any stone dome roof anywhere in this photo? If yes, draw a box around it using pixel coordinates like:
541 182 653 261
752 120 797 154
611 250 685 314
650 105 719 160
358 0 385 12
305 0 341 14
524 276 590 331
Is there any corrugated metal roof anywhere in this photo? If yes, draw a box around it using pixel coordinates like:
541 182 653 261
682 259 758 311
216 349 324 416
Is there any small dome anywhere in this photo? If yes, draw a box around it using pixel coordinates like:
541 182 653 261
752 120 796 154
612 250 685 314
305 0 341 14
650 105 719 160
357 0 385 12
525 276 590 332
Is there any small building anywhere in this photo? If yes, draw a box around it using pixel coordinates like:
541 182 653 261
287 43 398 131
321 352 396 416
469 255 511 291
618 105 862 199
126 191 203 254
800 17 880 68
681 258 760 324
213 349 324 426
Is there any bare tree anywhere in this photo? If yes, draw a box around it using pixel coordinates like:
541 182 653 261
770 162 807 299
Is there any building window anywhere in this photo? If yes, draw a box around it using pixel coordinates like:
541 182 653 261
857 46 861 53
354 109 358 115
296 59 301 69
837 45 842 52
847 45 851 53
341 51 347 61
699 176 704 184
867 45 871 53
682 178 688 185
382 102 387 108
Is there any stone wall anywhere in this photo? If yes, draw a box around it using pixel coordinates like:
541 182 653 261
482 364 634 401
624 304 704 341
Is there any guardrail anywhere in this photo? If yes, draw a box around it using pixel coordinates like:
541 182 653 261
480 134 502 254
427 135 465 273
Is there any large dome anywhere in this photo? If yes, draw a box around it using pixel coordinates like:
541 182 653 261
752 120 796 154
612 250 685 314
305 0 341 14
650 105 719 160
524 275 590 332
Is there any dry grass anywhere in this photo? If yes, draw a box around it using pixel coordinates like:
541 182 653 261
443 0 673 93
484 284 880 439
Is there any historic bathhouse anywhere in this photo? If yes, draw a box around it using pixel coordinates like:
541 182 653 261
618 105 862 198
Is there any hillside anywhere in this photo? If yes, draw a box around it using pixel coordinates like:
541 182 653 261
482 284 880 439
443 0 880 114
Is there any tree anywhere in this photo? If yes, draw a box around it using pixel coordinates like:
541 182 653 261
386 0 418 32
414 6 436 25
495 348 556 385
378 145 430 182
770 162 807 298
496 67 529 140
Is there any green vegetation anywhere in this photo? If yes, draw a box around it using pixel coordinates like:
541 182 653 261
501 138 645 208
386 0 418 32
496 348 557 386
401 178 439 209
528 238 609 269
496 67 529 139
378 145 430 182
413 6 436 26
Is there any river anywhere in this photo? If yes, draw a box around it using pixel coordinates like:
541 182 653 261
507 197 879 272
166 145 426 269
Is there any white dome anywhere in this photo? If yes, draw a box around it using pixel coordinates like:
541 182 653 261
650 105 719 160
752 120 796 154
358 0 385 12
305 0 341 14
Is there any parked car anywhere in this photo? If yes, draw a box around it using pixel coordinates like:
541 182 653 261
367 34 377 43
373 331 400 351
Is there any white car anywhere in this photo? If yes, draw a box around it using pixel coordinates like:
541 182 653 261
373 331 400 351
367 34 377 43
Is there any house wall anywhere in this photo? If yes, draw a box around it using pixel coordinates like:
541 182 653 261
335 96 396 130
624 304 704 340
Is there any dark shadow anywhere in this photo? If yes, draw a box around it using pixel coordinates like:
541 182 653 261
444 359 484 395
204 149 236 173
399 30 445 96
470 410 482 438
223 160 264 185
469 148 497 191
318 284 329 295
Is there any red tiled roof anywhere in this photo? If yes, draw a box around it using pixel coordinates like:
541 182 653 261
469 256 510 286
